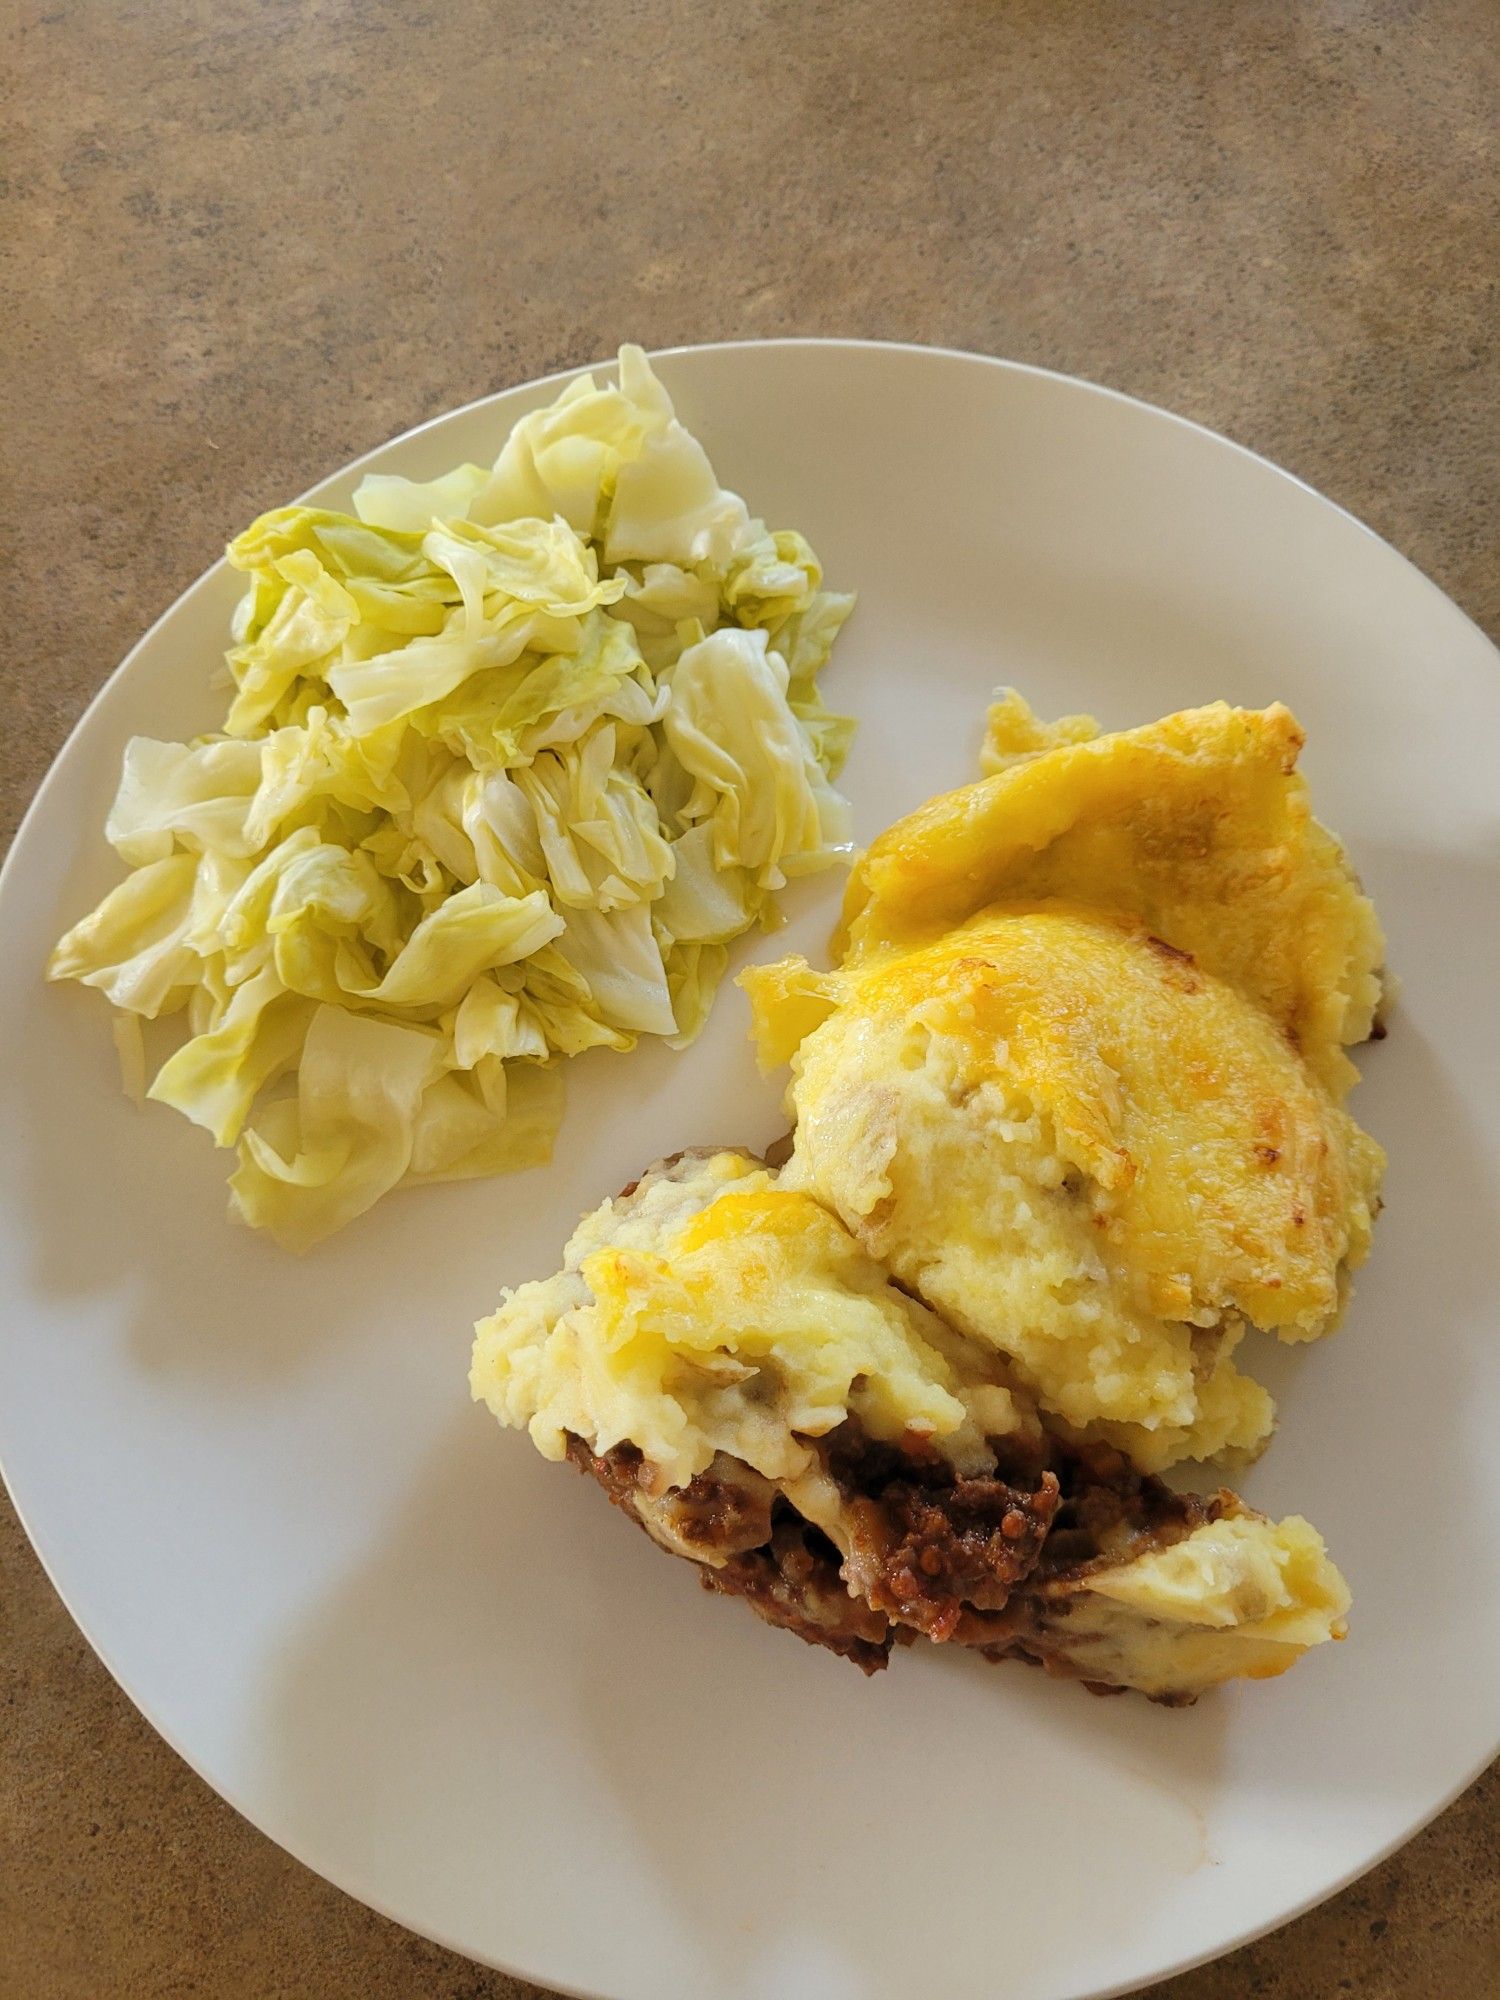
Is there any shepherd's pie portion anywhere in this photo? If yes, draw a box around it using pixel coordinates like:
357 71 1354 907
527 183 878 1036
472 1150 1350 1694
472 695 1381 1700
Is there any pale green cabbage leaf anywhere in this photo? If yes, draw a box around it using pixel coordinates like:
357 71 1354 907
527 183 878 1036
48 346 856 1248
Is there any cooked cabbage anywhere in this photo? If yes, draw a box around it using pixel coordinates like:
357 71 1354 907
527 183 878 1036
49 347 855 1248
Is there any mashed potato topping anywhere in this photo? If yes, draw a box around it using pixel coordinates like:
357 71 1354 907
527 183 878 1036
1023 1509 1351 1698
838 696 1385 1094
1087 1509 1348 1637
471 1150 1028 1494
762 906 1383 1466
744 696 1386 1471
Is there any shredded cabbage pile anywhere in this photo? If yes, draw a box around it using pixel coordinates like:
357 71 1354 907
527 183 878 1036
49 347 855 1249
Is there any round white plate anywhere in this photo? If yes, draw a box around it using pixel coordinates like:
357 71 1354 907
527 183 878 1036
3 343 1497 2000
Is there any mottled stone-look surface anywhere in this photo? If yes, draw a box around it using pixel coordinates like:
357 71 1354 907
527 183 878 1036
2 1 1496 1995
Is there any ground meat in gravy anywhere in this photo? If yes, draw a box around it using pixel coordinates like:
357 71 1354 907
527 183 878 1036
564 1425 1222 1693
1029 1439 1221 1582
564 1437 776 1560
820 1424 1060 1641
700 1512 892 1673
565 1440 891 1670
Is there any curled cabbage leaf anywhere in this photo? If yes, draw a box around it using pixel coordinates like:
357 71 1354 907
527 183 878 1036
48 347 855 1248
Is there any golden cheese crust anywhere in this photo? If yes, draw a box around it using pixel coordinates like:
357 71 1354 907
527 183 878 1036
838 698 1384 1096
772 907 1383 1466
744 696 1386 1471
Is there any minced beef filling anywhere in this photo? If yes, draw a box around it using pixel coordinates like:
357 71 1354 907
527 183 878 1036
564 1423 1216 1687
565 1438 893 1672
700 1511 893 1673
564 1435 774 1550
934 1444 1225 1701
821 1425 1060 1641
1028 1440 1218 1581
566 1434 649 1509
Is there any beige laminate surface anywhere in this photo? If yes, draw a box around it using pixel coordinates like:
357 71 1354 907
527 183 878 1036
3 2 1497 1996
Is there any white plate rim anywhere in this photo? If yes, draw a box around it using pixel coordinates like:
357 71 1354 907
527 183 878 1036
2 337 1496 2000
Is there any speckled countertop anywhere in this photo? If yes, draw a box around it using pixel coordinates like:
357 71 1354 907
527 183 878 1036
3 2 1497 1995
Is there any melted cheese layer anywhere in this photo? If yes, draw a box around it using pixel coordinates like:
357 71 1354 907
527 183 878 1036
743 696 1385 1473
839 698 1384 1094
768 907 1382 1468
